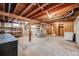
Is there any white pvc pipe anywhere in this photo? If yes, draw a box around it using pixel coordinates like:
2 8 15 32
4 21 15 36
65 10 74 18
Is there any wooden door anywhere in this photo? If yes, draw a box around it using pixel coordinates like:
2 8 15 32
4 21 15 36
58 24 64 36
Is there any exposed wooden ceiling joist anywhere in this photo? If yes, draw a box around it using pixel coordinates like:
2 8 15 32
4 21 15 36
44 9 79 23
25 3 49 17
13 3 28 15
3 3 5 11
0 11 33 21
0 11 49 25
36 4 79 20
0 3 3 10
30 3 64 19
20 3 34 16
46 15 78 23
0 3 79 24
13 3 19 13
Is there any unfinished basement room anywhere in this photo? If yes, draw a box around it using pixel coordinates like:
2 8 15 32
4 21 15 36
0 3 79 56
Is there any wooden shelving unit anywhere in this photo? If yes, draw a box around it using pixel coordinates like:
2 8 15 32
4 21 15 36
0 22 23 37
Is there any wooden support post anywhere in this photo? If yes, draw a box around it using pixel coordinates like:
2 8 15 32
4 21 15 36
29 20 32 42
21 22 24 36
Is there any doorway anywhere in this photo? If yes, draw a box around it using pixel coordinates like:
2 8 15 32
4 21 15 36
58 24 64 36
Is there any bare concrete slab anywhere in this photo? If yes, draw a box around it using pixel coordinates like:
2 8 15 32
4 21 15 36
18 36 79 56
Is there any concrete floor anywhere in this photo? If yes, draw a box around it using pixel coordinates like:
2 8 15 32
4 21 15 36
18 36 79 56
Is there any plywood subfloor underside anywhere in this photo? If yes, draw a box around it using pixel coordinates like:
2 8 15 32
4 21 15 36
18 36 79 56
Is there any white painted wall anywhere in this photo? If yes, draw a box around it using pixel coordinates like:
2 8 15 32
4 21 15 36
74 16 79 47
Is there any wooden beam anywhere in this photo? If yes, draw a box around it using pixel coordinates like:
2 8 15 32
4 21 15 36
29 20 32 42
26 3 48 17
0 11 48 25
0 11 35 22
44 12 79 23
30 3 64 19
13 3 20 13
3 3 5 11
13 3 27 15
38 10 79 24
20 3 34 16
0 11 26 21
36 4 79 20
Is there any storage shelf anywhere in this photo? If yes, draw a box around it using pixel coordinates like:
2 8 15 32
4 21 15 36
0 26 22 37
